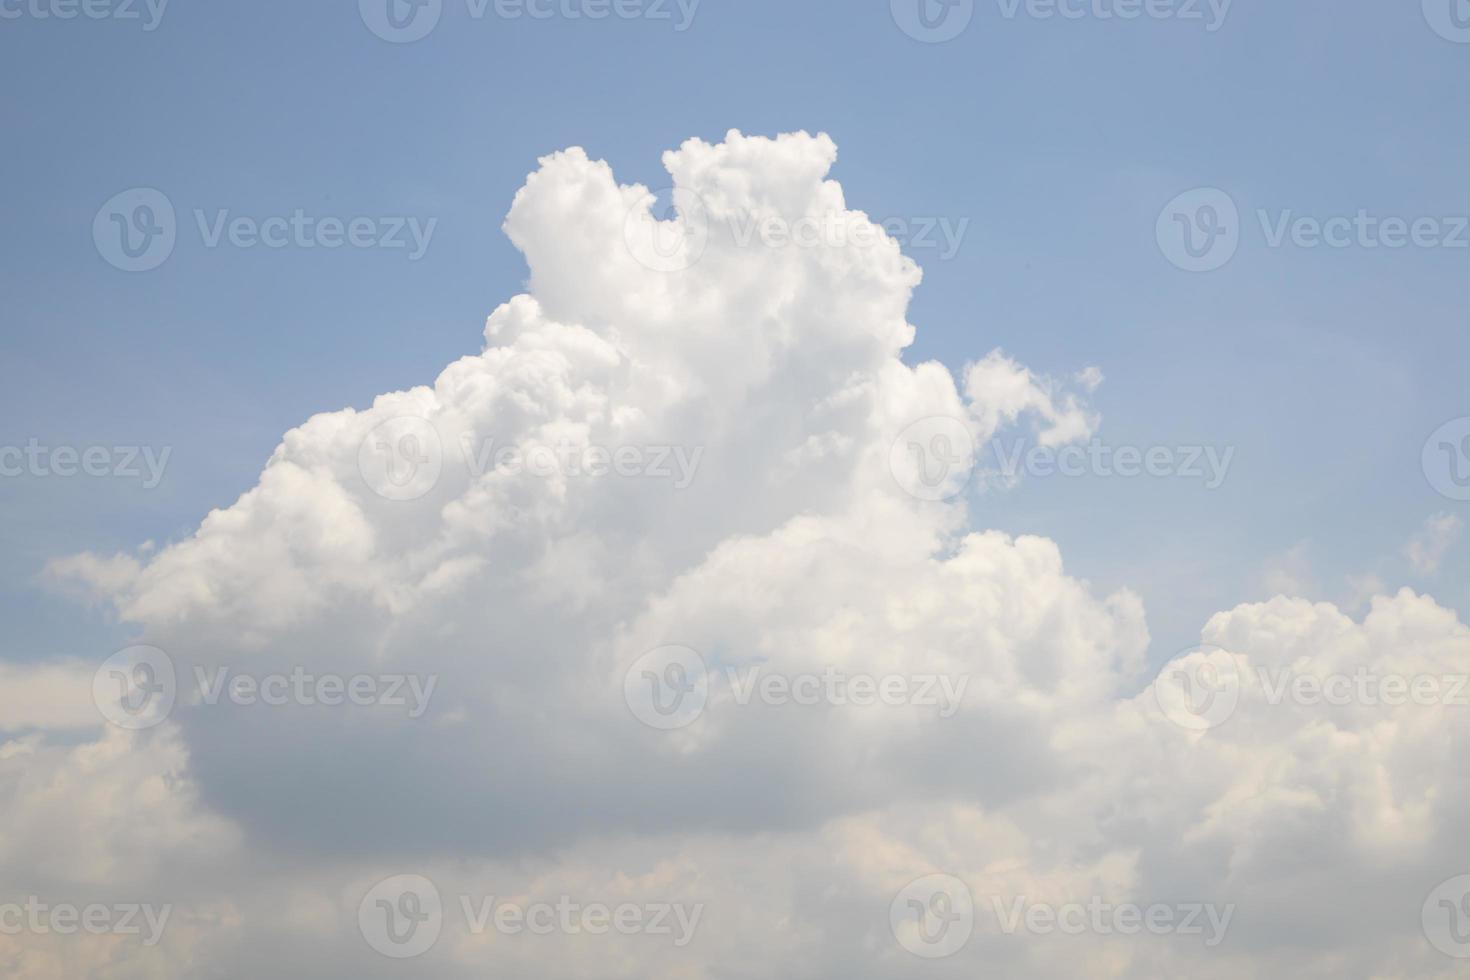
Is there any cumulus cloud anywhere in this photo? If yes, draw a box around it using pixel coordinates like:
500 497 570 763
8 131 1468 977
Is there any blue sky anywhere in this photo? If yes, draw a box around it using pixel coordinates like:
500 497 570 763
3 0 1468 664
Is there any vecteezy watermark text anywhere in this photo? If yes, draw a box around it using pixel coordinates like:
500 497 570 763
93 188 437 272
1155 645 1470 732
460 437 703 489
890 0 1230 43
192 666 437 718
193 210 435 259
994 0 1231 31
359 0 700 43
0 440 170 488
990 895 1233 945
889 874 1233 959
722 209 970 261
357 875 703 959
93 646 438 730
622 190 972 272
1257 667 1470 709
1158 187 1469 272
0 0 168 30
0 899 171 946
887 417 1235 502
356 415 706 502
989 437 1234 489
623 646 970 731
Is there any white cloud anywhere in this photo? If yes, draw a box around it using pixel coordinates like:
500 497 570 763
12 131 1470 977
1406 513 1464 576
0 661 101 733
1259 541 1318 599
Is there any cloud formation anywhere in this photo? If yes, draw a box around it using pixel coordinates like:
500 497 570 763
10 131 1469 977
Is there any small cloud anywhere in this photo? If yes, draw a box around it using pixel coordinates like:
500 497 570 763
1259 541 1317 598
1341 572 1387 614
1405 512 1464 576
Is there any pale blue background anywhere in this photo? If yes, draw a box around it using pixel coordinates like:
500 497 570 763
2 0 1467 664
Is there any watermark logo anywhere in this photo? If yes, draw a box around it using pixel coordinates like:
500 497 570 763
94 648 438 727
94 188 176 273
1424 418 1470 502
1424 0 1470 43
1154 644 1240 731
358 876 702 956
1157 188 1239 273
93 645 177 731
623 187 710 273
360 875 443 959
360 0 443 42
1423 874 1470 958
891 874 975 959
624 645 709 730
890 416 977 502
891 0 974 42
1160 189 1469 272
359 416 444 502
94 190 437 271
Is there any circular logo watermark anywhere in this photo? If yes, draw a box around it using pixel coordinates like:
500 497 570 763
623 187 709 273
1423 874 1470 958
1423 417 1470 501
889 416 977 502
891 0 975 42
93 645 177 730
358 416 444 502
93 188 176 273
1157 188 1240 273
359 874 443 958
1423 0 1470 43
624 645 709 730
359 0 442 42
1154 644 1241 732
890 873 975 959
